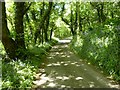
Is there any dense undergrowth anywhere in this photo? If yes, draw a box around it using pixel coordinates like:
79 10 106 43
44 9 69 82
70 22 120 82
1 39 57 89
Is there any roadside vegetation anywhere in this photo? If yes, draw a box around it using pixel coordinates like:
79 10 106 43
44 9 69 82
1 1 120 89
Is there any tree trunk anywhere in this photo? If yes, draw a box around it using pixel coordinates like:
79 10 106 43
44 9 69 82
50 28 53 41
34 2 53 43
42 28 44 44
97 7 101 22
14 2 25 49
44 16 49 42
74 2 78 34
78 3 82 32
100 3 106 22
2 2 17 59
70 9 76 36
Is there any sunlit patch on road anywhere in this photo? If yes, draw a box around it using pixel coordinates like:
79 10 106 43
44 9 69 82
89 82 95 88
56 76 62 80
71 62 77 65
64 63 68 66
60 61 64 64
47 64 52 67
61 85 66 88
76 65 81 67
47 82 56 87
75 77 83 80
58 40 71 44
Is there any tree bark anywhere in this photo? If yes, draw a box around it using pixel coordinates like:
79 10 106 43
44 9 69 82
70 9 76 36
14 2 25 49
74 2 78 34
61 3 76 36
34 2 53 43
2 2 17 59
50 28 53 41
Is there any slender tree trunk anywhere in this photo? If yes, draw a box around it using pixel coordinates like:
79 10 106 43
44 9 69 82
38 30 41 44
100 3 106 22
97 7 101 22
50 28 53 41
44 16 49 42
42 29 44 44
34 2 53 44
74 2 78 34
78 3 82 32
2 2 17 59
79 16 82 32
44 2 53 42
70 9 75 36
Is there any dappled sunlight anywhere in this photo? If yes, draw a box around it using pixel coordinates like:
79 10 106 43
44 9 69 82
56 52 60 55
60 61 64 64
108 83 120 89
34 72 112 88
46 60 84 68
67 56 70 58
61 85 66 88
47 64 53 67
33 79 47 86
75 77 83 80
63 63 68 66
81 64 85 66
33 73 54 86
52 46 59 49
34 62 119 88
49 54 56 57
47 56 53 59
47 62 61 67
71 62 78 65
58 40 71 44
76 65 81 67
47 82 56 87
52 44 69 50
89 82 95 88
39 69 45 73
59 52 65 55
61 55 66 58
56 76 69 81
33 43 120 89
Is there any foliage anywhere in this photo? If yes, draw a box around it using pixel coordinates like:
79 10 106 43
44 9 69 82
70 22 120 81
2 60 35 89
2 1 120 88
69 2 120 82
2 40 57 89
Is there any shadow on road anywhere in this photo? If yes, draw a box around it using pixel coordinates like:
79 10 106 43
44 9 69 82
32 39 120 89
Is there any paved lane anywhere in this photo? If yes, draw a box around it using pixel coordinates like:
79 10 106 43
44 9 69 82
33 40 120 89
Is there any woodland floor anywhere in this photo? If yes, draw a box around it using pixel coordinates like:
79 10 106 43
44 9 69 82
32 39 120 89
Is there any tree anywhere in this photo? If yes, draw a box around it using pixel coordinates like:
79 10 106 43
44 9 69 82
14 2 32 49
2 2 32 59
2 2 17 59
90 2 106 23
34 2 53 43
61 3 78 36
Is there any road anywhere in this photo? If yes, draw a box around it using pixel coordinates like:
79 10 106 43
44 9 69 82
33 40 120 89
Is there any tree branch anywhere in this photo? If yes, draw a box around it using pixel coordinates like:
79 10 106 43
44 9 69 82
61 17 70 26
